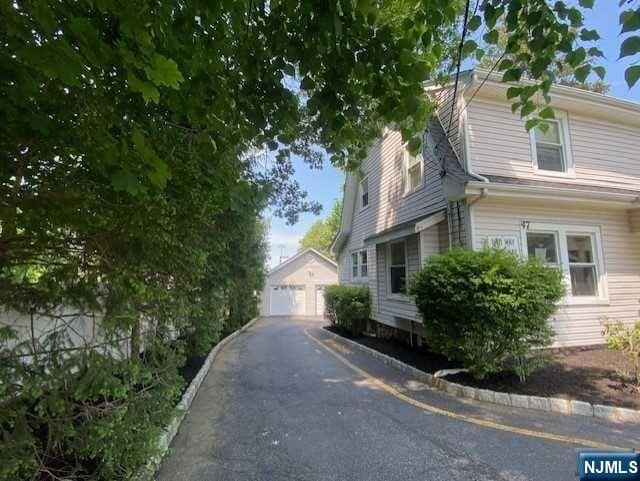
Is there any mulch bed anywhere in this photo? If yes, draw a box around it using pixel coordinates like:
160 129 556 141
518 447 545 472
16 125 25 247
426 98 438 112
326 326 639 410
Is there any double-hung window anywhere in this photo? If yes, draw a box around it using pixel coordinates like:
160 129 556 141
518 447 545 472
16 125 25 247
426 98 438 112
351 252 359 279
531 113 573 176
404 149 423 193
359 250 368 277
360 176 369 209
524 223 606 302
351 250 368 280
388 241 407 295
566 234 598 297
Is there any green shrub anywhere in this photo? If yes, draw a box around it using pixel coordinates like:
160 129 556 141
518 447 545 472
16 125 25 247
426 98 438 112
410 248 565 380
603 319 640 390
324 284 370 337
0 338 182 481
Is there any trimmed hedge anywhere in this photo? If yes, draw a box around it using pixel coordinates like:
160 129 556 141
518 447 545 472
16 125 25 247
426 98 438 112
410 248 565 380
324 285 370 337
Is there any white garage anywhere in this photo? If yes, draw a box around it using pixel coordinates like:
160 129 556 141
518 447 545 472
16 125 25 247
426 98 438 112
261 248 338 317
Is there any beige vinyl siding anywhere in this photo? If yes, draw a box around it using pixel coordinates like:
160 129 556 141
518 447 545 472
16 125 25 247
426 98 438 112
336 127 449 328
630 209 640 233
433 85 464 160
419 222 441 263
374 234 422 325
472 198 640 347
466 98 640 191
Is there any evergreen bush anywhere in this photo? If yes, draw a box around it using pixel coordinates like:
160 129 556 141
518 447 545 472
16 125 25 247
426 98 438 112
324 285 370 337
410 248 565 380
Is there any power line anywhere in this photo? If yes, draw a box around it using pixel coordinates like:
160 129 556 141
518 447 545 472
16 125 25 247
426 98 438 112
459 51 506 117
446 0 472 139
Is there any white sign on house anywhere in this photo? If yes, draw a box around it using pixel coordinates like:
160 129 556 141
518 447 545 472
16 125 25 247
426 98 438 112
482 235 520 254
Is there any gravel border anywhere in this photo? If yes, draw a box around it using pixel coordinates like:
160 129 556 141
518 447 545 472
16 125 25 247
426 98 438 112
135 317 260 481
322 328 640 425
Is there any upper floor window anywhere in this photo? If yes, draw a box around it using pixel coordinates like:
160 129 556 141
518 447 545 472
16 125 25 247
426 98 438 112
360 176 369 209
404 149 423 193
530 113 574 176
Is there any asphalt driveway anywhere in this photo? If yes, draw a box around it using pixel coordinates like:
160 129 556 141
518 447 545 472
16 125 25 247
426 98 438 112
156 317 639 481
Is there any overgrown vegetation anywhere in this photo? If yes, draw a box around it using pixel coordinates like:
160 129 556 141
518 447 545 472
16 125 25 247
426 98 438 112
324 285 370 337
1 0 637 479
410 248 565 380
603 320 640 391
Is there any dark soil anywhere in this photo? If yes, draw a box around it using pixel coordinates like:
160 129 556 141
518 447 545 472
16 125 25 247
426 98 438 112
329 326 459 374
328 327 639 410
449 347 639 409
178 354 207 391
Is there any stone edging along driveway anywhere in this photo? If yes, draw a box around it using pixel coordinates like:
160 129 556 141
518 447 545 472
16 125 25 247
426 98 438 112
136 317 261 481
321 329 640 425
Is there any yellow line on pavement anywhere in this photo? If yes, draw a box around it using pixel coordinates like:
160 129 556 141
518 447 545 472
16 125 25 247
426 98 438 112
304 329 620 450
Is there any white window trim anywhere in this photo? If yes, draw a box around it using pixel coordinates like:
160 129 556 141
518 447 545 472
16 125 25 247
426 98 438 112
529 112 575 179
520 222 608 305
350 251 359 280
386 240 409 299
403 146 424 196
359 175 370 211
359 250 368 278
350 249 368 282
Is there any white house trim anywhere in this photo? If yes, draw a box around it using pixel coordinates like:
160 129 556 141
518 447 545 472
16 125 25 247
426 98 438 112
529 110 576 179
268 248 337 277
465 182 640 208
519 221 608 306
414 210 446 233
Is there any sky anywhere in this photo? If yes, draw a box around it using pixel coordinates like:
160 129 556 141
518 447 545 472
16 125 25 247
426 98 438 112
264 2 639 269
264 157 343 268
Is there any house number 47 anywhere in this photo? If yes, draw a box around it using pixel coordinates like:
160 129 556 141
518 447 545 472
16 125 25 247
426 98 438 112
521 220 530 230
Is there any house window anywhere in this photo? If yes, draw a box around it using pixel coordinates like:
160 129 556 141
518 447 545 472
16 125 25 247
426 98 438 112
360 251 368 277
388 241 407 294
360 176 369 209
531 115 572 175
523 223 605 302
351 252 359 279
404 149 423 193
351 250 368 280
567 234 598 296
526 232 559 265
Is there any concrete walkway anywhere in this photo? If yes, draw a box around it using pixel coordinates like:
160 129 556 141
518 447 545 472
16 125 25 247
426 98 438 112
157 317 639 481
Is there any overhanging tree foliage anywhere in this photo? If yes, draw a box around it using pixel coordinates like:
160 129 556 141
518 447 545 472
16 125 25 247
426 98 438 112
1 0 636 479
299 199 342 258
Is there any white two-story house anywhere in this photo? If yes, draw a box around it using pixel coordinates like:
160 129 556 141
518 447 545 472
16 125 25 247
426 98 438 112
331 68 640 347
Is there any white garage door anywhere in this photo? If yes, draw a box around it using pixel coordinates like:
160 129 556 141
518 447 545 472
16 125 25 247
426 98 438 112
270 285 306 315
315 286 326 316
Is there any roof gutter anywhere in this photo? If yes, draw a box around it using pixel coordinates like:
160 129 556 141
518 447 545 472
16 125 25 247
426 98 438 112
466 181 640 207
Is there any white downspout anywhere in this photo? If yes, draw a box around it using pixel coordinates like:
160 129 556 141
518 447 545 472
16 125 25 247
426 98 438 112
461 71 489 184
